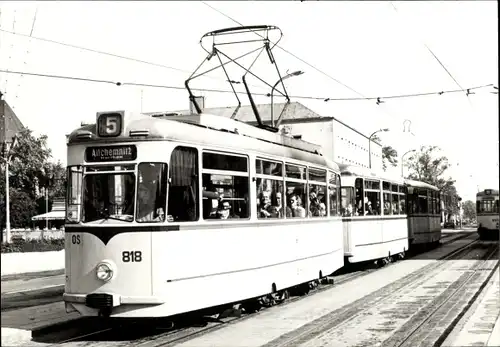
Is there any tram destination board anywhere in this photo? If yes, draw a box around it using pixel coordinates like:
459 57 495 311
85 145 137 162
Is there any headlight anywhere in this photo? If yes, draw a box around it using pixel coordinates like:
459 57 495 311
96 262 114 282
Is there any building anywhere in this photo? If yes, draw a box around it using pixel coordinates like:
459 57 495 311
147 100 383 170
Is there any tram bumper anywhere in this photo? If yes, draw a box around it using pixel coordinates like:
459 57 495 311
63 293 165 315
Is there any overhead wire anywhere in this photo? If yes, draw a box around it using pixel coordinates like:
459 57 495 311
0 69 493 102
0 27 266 90
389 3 467 94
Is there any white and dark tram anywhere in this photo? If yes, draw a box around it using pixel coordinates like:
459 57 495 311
63 110 345 318
404 179 442 247
338 165 409 264
476 189 499 240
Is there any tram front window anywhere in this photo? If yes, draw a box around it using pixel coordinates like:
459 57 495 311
82 171 136 223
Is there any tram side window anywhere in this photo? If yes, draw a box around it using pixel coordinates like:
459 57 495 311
341 187 355 216
167 146 199 222
202 152 249 220
390 184 399 215
136 163 168 223
496 200 499 213
383 181 392 215
309 168 327 217
256 158 284 219
397 186 405 215
437 193 441 215
285 164 307 218
364 180 381 215
418 189 428 214
355 178 364 216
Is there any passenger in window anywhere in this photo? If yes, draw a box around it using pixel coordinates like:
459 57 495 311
272 192 283 218
259 191 273 218
136 185 165 222
288 195 306 218
384 201 392 215
217 201 231 219
309 189 321 216
318 203 327 216
344 204 353 217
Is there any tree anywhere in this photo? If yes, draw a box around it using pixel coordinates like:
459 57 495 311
0 128 65 238
462 200 477 222
371 134 398 171
405 145 460 216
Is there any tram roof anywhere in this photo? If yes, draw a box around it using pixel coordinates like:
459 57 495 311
477 189 499 197
67 111 340 171
338 164 404 184
404 179 439 191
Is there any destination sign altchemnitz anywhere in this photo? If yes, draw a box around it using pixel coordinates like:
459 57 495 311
85 145 137 162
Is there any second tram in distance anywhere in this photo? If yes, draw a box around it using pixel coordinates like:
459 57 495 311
476 189 499 240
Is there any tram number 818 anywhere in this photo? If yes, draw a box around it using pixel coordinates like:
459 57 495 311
122 251 142 263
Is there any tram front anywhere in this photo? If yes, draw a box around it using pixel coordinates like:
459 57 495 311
63 111 169 317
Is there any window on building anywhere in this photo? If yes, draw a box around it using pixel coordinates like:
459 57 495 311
202 152 249 220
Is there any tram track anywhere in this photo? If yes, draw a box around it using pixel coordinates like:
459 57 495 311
260 241 498 347
28 232 480 347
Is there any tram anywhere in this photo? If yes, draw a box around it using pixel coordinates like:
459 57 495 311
62 110 345 318
404 179 441 247
476 189 499 240
339 165 409 263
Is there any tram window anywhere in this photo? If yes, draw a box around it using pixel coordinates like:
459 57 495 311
82 169 136 223
364 191 380 215
136 163 167 223
256 159 282 177
495 200 499 213
309 168 327 183
365 180 380 190
399 194 406 215
392 184 398 193
328 172 340 217
418 192 428 214
355 178 364 216
341 187 354 216
256 178 284 219
202 173 249 220
392 194 400 215
203 152 247 172
67 166 83 222
476 201 480 213
383 181 391 192
167 147 199 222
285 164 306 180
285 181 307 218
308 183 327 217
383 192 392 215
437 194 441 214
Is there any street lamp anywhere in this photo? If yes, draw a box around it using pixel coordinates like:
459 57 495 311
270 70 304 127
1 135 18 244
368 128 389 169
401 149 416 177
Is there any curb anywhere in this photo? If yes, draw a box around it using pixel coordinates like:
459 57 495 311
1 269 64 282
1 284 64 300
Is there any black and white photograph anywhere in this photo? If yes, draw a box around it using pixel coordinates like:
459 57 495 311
0 1 498 346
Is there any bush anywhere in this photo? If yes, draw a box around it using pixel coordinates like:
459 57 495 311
1 238 64 253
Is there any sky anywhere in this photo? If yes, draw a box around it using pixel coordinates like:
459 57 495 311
0 1 498 202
